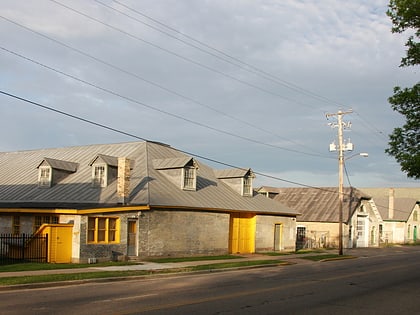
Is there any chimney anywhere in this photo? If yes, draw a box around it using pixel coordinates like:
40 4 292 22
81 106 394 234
117 157 130 204
388 188 394 219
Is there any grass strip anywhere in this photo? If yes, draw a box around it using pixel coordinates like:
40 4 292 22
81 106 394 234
146 255 243 263
0 261 138 273
0 260 284 286
300 254 351 261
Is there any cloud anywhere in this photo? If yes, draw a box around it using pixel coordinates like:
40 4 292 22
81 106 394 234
0 0 417 188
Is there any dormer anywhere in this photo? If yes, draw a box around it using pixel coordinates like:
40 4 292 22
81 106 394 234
215 168 255 196
89 154 118 188
256 187 279 199
154 157 198 191
37 158 78 188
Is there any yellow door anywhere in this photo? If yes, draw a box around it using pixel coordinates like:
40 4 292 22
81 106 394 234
229 213 255 254
50 226 72 263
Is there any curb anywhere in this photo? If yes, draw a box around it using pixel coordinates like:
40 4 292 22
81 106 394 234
0 261 293 291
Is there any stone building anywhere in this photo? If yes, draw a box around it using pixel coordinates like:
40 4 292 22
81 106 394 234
0 141 298 263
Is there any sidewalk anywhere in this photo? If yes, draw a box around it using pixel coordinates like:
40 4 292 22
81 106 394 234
0 246 416 279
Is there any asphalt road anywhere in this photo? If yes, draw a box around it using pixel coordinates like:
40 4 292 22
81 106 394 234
1 247 420 314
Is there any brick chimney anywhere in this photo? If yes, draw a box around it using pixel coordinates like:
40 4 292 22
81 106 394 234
117 157 130 204
388 188 395 219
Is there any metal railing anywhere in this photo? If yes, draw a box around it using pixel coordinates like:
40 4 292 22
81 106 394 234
0 233 48 264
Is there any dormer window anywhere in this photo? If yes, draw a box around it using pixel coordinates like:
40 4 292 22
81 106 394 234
216 168 255 197
93 164 106 187
182 167 196 190
153 156 198 191
89 154 118 188
38 166 52 187
242 176 252 196
37 158 78 188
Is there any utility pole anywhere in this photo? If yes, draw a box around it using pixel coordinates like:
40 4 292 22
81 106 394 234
326 109 353 255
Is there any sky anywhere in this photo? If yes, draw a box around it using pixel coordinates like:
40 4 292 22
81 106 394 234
0 0 418 189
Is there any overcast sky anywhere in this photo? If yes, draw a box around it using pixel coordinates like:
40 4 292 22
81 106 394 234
1 0 418 188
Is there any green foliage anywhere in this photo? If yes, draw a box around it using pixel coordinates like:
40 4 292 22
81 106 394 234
387 0 420 67
0 261 137 273
386 0 420 179
386 83 420 179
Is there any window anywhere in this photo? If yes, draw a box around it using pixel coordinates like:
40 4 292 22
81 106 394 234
414 210 418 221
87 217 119 243
182 167 196 190
34 215 59 232
92 165 106 187
242 176 252 196
12 216 20 235
38 166 51 187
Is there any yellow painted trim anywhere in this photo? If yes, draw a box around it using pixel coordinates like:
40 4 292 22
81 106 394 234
78 206 150 214
0 206 150 215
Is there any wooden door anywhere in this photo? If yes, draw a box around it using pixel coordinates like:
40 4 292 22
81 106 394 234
229 213 255 254
127 220 137 256
274 224 282 251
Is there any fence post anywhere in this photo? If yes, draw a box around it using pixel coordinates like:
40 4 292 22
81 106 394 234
45 233 49 263
22 233 26 261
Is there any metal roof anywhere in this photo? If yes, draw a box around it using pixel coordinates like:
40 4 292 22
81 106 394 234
259 186 369 223
360 188 420 221
88 154 118 167
38 158 78 172
0 141 297 216
215 168 253 178
153 157 194 170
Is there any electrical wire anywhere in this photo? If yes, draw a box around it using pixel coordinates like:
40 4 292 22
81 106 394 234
96 0 344 108
1 89 414 214
0 89 331 189
0 45 334 159
48 0 323 111
0 14 329 158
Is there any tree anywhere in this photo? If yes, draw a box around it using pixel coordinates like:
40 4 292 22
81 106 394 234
385 0 420 179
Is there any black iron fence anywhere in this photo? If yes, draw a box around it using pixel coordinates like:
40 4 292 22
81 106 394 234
0 233 48 264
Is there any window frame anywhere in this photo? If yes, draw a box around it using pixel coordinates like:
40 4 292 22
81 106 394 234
182 167 196 191
242 176 252 196
38 166 52 188
34 215 59 233
12 216 20 235
87 217 120 244
92 164 107 187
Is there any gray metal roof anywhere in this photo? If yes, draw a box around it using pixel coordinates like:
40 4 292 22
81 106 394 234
215 168 253 178
360 188 420 221
372 197 417 221
0 141 297 216
88 154 118 167
258 186 369 223
153 157 194 170
38 158 78 172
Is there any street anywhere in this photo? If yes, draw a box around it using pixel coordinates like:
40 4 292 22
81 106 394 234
1 247 420 314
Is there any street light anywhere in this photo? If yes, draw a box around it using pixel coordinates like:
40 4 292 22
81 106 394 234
338 152 369 255
347 152 369 160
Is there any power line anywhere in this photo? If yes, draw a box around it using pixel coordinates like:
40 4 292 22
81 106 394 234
105 0 344 108
0 45 333 159
102 1 392 149
0 14 328 158
48 0 321 111
0 89 331 188
2 89 412 212
352 110 389 140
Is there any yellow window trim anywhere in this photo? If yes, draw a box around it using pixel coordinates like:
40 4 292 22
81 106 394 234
87 217 120 244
